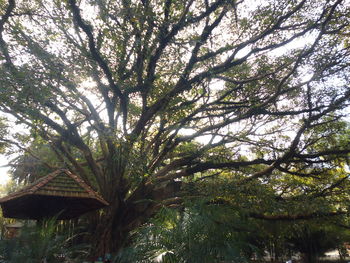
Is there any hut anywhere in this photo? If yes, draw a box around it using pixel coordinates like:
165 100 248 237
0 169 108 220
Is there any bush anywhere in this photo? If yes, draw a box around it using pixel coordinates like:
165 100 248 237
0 217 88 263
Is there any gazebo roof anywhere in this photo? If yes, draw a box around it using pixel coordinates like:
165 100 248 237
0 169 109 220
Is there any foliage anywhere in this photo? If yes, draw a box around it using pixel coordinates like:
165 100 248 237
114 200 350 263
181 167 350 262
0 217 88 263
8 141 58 184
286 222 347 263
115 205 252 263
0 117 8 154
0 0 349 255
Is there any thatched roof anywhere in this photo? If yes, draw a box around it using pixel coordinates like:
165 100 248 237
0 169 109 220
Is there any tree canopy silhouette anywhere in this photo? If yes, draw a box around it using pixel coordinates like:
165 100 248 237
0 0 349 255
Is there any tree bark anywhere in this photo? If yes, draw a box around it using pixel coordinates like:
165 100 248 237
87 208 129 259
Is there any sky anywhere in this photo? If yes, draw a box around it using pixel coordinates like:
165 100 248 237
0 155 10 185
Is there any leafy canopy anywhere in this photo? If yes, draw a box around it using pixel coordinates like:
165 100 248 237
0 0 349 254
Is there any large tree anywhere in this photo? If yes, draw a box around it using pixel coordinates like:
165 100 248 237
0 0 350 256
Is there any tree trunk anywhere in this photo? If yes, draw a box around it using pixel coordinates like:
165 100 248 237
88 209 116 259
86 211 119 256
301 252 319 263
87 202 149 259
86 178 181 259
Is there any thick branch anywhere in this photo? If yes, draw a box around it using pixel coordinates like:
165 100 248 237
68 0 128 130
0 0 16 65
